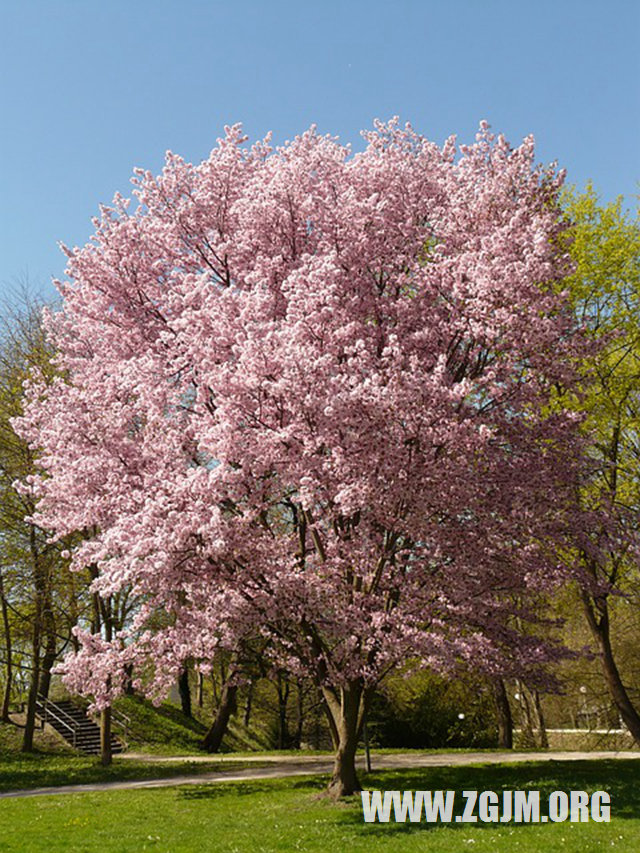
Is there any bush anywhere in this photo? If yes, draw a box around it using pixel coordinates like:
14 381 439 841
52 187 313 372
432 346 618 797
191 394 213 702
368 670 498 749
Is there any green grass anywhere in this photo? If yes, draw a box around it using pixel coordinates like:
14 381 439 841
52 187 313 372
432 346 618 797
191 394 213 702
92 694 272 754
0 759 637 852
111 695 210 754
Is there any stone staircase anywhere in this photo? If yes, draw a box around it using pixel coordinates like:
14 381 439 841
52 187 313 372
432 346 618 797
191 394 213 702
35 696 125 755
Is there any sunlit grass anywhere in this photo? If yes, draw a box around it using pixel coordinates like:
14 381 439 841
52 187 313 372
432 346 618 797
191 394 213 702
0 759 636 852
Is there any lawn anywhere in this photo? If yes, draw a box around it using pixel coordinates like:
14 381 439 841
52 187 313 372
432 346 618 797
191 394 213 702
0 759 637 852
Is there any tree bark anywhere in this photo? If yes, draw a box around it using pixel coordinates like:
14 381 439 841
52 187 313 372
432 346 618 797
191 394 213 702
208 685 237 752
100 706 112 767
38 623 57 700
98 590 113 766
202 681 237 752
323 680 369 798
324 697 339 750
276 672 290 749
22 528 44 752
292 677 304 749
178 666 192 718
0 569 13 722
491 678 513 749
583 593 640 743
123 663 135 695
243 679 253 728
22 623 41 752
532 689 548 749
515 678 536 748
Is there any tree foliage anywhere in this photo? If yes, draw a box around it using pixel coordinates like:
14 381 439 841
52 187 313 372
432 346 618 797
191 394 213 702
0 296 84 749
559 185 640 740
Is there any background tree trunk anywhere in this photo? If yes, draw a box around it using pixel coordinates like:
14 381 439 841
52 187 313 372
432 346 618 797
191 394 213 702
202 681 237 752
178 666 192 718
37 621 57 700
514 679 536 748
123 663 135 695
532 689 548 749
276 672 290 749
100 706 112 767
21 644 41 752
0 569 13 722
492 678 513 749
292 677 305 749
22 527 45 752
583 594 640 743
243 679 253 728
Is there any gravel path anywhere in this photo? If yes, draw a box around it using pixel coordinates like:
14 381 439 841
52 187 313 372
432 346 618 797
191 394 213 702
2 749 638 799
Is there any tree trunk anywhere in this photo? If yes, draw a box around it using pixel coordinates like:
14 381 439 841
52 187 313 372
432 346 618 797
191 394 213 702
323 680 369 798
123 663 135 695
293 677 304 749
276 672 290 749
21 614 42 752
515 679 536 748
0 569 13 722
98 591 113 766
323 695 339 750
69 574 81 653
243 679 253 728
100 706 112 767
583 594 640 744
38 625 57 700
178 666 192 718
202 681 237 752
532 690 548 749
22 528 44 752
492 678 513 749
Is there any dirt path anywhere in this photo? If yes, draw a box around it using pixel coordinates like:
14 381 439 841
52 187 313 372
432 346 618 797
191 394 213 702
2 750 638 799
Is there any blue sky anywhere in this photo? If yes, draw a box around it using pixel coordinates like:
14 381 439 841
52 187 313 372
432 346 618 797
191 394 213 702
1 0 638 302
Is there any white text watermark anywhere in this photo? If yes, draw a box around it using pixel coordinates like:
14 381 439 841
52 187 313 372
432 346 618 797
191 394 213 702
361 789 611 824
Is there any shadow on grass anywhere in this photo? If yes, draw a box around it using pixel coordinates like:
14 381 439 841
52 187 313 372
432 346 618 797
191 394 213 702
175 758 640 836
347 759 640 836
178 776 328 800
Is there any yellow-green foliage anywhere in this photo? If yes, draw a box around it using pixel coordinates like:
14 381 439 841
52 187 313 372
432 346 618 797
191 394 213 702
561 185 640 525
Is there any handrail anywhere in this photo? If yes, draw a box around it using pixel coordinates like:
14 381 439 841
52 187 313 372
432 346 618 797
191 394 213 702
81 698 130 740
35 696 78 748
87 707 129 746
36 695 128 750
114 708 132 725
111 708 131 737
38 695 79 730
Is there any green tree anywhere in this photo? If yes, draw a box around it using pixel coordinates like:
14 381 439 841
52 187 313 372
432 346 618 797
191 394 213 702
0 295 87 749
561 185 640 742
